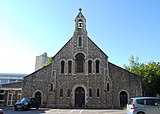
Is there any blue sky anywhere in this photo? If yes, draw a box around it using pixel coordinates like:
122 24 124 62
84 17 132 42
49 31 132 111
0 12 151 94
0 0 160 74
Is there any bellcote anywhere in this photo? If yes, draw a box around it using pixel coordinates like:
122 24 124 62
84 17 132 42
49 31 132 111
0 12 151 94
74 8 87 35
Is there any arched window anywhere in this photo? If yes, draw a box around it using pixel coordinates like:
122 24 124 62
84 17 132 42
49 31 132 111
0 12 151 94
60 89 63 97
97 88 100 97
107 83 110 91
96 60 100 73
89 88 92 97
88 60 92 73
78 37 82 47
50 83 53 91
75 53 85 73
61 61 65 73
78 20 83 29
67 89 71 97
68 61 72 73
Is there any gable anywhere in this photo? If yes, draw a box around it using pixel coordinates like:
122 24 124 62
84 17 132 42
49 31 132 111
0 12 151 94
51 36 108 60
108 62 142 79
88 37 108 58
51 9 108 62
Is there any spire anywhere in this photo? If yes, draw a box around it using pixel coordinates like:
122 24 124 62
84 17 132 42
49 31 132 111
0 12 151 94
74 8 87 35
75 8 86 21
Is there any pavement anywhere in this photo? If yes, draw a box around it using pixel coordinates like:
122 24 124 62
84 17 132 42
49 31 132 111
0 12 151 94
2 106 127 114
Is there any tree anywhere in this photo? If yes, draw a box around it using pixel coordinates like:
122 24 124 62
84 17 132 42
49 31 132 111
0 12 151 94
43 57 52 67
124 55 141 75
124 56 160 97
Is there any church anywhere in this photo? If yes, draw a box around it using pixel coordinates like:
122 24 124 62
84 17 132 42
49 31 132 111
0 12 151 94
22 9 142 108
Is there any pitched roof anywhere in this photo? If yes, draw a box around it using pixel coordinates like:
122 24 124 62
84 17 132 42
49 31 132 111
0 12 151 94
75 8 86 21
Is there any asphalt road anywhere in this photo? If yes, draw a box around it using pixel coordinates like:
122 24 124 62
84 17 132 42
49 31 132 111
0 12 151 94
3 107 126 114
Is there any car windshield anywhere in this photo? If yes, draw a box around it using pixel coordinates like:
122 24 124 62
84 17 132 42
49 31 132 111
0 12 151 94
21 98 31 102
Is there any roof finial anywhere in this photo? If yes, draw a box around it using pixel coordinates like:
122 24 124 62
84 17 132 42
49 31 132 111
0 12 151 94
79 8 82 12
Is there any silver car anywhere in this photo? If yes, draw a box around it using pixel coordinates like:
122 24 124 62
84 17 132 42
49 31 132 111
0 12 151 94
127 97 160 114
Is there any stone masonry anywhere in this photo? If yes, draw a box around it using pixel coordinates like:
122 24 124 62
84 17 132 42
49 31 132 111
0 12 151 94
22 9 142 109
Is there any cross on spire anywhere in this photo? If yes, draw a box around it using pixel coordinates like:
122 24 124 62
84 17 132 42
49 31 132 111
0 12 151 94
79 8 82 12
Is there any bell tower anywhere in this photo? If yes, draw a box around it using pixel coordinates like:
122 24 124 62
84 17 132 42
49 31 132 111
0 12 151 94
74 8 87 35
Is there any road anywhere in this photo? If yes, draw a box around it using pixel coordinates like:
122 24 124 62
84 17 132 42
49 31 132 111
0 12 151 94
3 107 126 114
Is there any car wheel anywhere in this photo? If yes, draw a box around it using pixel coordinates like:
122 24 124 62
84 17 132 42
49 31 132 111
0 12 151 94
36 106 39 109
14 107 18 111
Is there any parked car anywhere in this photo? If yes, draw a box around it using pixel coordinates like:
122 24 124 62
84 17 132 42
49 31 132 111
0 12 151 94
127 97 160 114
14 98 40 111
0 109 3 114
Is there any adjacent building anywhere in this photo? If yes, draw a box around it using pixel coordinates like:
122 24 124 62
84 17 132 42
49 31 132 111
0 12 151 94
35 53 49 71
0 73 27 106
0 73 26 85
22 9 142 109
0 82 22 106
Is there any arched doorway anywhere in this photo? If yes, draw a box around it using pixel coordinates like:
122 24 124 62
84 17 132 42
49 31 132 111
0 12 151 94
34 91 42 104
75 87 85 107
119 91 128 107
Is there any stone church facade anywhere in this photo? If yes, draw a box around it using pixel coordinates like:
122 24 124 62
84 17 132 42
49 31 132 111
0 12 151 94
22 9 142 108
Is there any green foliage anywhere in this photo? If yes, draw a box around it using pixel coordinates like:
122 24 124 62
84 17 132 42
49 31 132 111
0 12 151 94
124 55 160 97
124 55 141 75
156 94 160 98
123 106 127 111
43 57 52 67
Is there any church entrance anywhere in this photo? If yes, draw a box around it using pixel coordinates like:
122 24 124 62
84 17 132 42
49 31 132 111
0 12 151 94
34 91 42 104
75 87 85 107
119 91 128 107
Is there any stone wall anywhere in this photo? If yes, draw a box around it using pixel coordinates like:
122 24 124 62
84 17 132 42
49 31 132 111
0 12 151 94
22 64 52 106
46 34 109 108
108 62 142 108
22 38 142 109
